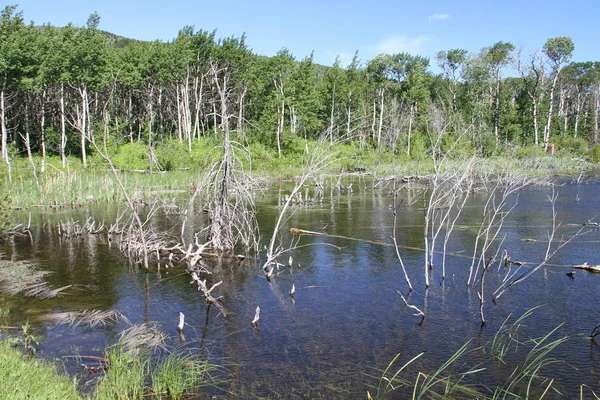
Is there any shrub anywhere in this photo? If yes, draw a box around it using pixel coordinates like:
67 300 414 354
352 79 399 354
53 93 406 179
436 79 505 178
552 135 588 157
515 145 546 159
112 142 149 170
590 144 600 163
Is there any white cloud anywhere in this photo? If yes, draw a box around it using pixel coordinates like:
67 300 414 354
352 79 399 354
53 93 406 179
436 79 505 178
429 13 450 22
375 35 429 55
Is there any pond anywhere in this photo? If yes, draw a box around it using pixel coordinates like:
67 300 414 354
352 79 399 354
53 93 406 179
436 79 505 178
2 175 600 399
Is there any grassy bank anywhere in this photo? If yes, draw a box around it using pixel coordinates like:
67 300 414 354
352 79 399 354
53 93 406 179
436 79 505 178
0 136 594 209
0 339 81 400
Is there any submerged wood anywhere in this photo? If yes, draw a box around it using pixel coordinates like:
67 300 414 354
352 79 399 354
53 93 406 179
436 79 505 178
572 263 600 273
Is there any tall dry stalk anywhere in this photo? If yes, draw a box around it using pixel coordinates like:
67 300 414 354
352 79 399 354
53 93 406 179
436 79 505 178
263 133 343 270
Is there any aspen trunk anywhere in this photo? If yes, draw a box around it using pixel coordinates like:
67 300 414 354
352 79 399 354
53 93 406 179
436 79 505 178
60 84 67 167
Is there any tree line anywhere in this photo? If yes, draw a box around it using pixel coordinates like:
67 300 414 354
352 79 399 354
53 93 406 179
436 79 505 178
1 5 599 173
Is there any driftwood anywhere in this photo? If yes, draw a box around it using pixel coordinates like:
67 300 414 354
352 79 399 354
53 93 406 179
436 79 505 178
289 227 473 259
503 251 524 267
572 263 600 273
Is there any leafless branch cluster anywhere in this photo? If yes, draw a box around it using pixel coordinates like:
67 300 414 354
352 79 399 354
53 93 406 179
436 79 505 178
263 133 344 270
189 271 228 316
192 147 260 253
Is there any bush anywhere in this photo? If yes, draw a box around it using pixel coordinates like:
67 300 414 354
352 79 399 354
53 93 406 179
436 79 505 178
155 141 193 171
0 192 11 234
552 135 588 157
112 142 149 170
515 145 546 159
590 144 600 163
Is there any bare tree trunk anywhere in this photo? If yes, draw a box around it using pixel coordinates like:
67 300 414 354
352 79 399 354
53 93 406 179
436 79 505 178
532 99 539 145
0 87 8 165
60 84 67 167
407 104 414 157
543 74 560 151
40 89 47 173
371 97 377 140
22 103 39 188
176 85 183 143
574 92 582 137
77 85 88 168
238 86 247 139
377 88 385 147
329 84 336 144
595 92 599 144
493 79 500 146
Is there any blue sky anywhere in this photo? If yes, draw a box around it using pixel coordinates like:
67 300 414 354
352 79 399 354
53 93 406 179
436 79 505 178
11 0 599 70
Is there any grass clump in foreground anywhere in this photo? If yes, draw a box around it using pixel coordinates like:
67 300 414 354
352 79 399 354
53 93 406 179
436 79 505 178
370 309 572 400
0 339 80 400
90 344 219 400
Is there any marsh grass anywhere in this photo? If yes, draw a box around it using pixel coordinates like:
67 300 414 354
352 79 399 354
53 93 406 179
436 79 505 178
45 309 128 329
151 350 218 399
5 145 589 209
94 345 147 400
0 259 71 299
94 342 219 399
0 339 81 400
372 309 568 399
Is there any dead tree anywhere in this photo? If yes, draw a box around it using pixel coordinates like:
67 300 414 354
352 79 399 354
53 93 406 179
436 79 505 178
191 60 259 253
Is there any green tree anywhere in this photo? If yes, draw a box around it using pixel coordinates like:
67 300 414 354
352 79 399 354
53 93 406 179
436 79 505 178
0 5 25 171
542 37 574 150
483 41 515 145
437 49 467 113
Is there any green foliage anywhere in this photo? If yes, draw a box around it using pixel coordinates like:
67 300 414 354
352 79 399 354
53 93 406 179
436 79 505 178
154 141 193 171
515 145 546 159
590 144 600 163
553 135 588 157
112 142 149 170
0 191 11 234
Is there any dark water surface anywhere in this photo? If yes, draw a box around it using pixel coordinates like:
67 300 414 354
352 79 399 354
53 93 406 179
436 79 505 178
2 177 600 398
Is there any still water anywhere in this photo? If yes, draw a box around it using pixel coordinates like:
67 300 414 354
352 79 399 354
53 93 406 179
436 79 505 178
2 176 600 398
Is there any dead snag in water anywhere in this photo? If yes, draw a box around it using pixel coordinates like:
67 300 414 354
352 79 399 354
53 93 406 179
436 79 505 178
263 133 345 270
396 290 425 323
251 306 260 327
390 184 414 292
189 61 260 255
190 271 228 316
493 190 596 301
572 263 600 273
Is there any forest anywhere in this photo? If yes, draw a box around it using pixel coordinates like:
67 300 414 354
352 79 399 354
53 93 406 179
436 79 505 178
0 4 599 180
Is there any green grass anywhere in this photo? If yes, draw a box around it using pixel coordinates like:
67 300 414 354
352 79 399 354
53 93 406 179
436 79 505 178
94 346 147 400
150 350 217 399
0 339 81 400
2 137 592 209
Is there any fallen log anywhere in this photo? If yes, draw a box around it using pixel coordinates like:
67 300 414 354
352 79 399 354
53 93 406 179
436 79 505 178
572 263 600 273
